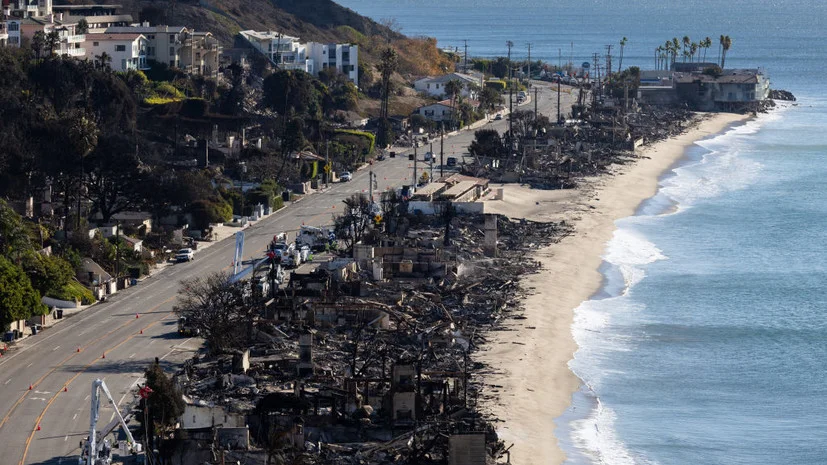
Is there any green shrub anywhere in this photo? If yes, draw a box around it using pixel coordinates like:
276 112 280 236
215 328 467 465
335 129 376 154
48 280 96 305
485 80 506 91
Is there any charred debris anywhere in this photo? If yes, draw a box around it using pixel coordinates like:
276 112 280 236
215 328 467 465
467 84 702 189
170 212 572 465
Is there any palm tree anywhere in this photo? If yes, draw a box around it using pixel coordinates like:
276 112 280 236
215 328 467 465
690 42 698 63
718 35 725 66
94 51 112 71
672 38 680 67
45 30 60 56
444 79 463 128
682 36 691 62
31 30 46 60
702 37 712 62
655 46 662 69
618 37 627 73
721 35 732 69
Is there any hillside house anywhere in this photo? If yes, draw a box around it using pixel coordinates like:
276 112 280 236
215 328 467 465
105 25 222 78
414 72 480 100
239 30 359 86
83 32 147 71
414 100 454 123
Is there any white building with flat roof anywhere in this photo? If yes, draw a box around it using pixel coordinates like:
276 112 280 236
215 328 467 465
239 30 358 86
307 41 358 84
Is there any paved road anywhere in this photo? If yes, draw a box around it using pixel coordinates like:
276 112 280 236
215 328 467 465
0 82 575 465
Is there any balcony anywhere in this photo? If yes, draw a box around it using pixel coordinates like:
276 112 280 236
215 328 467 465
64 34 85 43
65 47 85 57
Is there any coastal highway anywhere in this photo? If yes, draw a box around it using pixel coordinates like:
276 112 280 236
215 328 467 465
0 82 575 465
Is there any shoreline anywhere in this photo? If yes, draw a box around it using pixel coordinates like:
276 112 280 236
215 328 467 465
479 111 751 464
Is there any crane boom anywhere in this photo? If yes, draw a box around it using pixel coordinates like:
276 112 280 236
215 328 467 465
80 378 141 465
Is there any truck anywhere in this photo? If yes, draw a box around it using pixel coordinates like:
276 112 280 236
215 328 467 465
268 238 295 262
296 225 335 252
177 316 200 337
79 379 143 465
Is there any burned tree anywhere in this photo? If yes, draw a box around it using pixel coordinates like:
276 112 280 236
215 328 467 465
333 193 375 252
174 272 258 353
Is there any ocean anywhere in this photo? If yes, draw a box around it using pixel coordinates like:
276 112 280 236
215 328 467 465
337 1 826 464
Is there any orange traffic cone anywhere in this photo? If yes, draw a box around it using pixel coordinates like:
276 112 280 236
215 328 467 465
29 384 33 390
135 313 140 319
36 425 41 431
101 353 106 359
140 329 143 334
77 347 81 352
64 386 68 392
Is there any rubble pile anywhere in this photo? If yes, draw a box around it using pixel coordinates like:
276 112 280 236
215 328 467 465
172 213 572 465
466 102 698 189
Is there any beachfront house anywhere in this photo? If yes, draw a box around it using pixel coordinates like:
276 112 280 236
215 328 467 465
674 68 770 111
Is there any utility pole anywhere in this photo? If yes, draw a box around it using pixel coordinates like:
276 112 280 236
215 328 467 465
115 222 120 289
368 170 374 202
429 142 434 181
325 140 330 188
605 44 613 78
439 127 445 178
463 39 468 71
527 42 532 87
413 141 418 192
557 78 562 124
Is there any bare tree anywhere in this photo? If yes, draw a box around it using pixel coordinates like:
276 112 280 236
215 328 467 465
333 193 375 252
174 272 258 353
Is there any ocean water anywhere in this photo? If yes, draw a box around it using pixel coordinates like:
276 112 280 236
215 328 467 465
337 1 826 464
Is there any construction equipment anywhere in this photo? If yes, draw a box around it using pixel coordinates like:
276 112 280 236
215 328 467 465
296 225 335 252
79 379 143 465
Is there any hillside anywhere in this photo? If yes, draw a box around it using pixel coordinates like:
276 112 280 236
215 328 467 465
58 0 404 61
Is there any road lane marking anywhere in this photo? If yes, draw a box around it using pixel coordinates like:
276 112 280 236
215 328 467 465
129 353 136 358
26 363 32 368
18 311 177 465
0 296 176 433
4 379 10 385
72 413 77 421
52 346 60 351
64 435 68 442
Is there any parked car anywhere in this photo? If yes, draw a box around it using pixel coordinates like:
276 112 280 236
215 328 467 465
339 171 352 182
424 151 433 162
446 156 458 167
377 153 386 161
494 113 503 120
175 248 194 262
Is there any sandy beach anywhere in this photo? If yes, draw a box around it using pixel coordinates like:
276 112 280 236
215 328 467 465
479 112 751 464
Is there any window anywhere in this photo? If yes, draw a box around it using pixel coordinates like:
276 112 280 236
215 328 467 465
121 59 126 69
115 45 126 52
8 22 18 32
93 41 99 46
196 52 200 61
169 34 175 41
169 60 175 67
148 35 154 39
427 83 430 89
169 46 174 56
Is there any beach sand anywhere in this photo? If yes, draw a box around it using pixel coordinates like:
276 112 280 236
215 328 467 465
478 112 750 464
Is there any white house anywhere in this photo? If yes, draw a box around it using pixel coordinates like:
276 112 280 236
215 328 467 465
307 41 358 85
106 25 223 78
239 30 359 86
239 30 312 73
414 72 481 99
414 100 454 123
83 32 147 71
